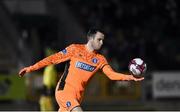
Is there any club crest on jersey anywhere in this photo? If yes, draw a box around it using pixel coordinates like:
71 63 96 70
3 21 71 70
61 49 67 54
66 101 71 108
92 58 98 64
76 61 96 72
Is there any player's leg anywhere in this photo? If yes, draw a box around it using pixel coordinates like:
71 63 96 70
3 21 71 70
55 91 81 111
56 101 82 112
71 106 83 111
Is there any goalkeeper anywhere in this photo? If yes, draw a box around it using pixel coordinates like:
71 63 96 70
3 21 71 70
19 28 144 111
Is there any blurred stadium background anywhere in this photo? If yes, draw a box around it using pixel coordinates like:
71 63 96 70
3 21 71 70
0 0 180 111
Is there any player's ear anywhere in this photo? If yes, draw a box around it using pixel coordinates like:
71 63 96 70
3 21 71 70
88 36 93 41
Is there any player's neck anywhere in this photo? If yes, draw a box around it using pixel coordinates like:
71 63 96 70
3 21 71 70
86 42 94 52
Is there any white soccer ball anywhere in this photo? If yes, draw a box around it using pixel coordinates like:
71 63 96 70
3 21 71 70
128 58 147 78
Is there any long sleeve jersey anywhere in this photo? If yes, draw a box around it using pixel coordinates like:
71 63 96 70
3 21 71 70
27 44 130 102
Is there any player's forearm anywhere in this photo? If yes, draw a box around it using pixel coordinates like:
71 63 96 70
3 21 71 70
28 52 65 72
28 58 53 72
102 65 132 81
105 71 131 81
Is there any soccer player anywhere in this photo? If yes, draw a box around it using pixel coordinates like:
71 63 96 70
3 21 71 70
19 28 144 111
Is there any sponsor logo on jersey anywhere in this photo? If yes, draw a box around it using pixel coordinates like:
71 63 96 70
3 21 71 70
76 61 96 72
92 58 98 64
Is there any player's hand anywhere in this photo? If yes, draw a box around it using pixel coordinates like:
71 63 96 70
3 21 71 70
133 76 144 81
132 75 144 81
127 75 144 81
18 67 31 77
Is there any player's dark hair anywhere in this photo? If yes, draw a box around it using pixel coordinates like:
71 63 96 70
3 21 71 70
87 28 101 40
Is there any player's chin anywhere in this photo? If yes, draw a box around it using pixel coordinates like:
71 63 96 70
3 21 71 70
95 46 102 50
95 48 100 51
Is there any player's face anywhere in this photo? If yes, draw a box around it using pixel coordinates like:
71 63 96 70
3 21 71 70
92 32 104 50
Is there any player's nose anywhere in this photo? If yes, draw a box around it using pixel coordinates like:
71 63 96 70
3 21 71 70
100 40 103 45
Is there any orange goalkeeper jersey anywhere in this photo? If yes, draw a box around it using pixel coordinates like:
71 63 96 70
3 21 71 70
28 44 129 103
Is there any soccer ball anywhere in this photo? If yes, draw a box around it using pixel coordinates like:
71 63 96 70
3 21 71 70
128 58 147 78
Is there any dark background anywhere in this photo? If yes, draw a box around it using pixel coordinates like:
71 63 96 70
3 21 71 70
0 0 180 111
